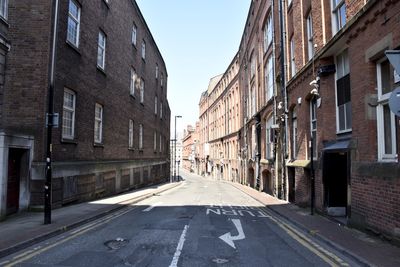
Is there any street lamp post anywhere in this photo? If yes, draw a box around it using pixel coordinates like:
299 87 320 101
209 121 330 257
174 115 182 182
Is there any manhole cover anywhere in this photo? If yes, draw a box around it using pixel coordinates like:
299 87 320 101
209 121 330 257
104 237 129 250
212 258 229 264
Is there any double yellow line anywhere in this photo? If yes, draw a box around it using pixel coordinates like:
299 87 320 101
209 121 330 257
258 207 349 266
1 206 138 267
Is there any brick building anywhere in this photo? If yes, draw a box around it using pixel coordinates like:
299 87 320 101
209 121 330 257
0 0 170 218
198 0 399 241
198 56 241 181
284 0 400 240
182 125 195 172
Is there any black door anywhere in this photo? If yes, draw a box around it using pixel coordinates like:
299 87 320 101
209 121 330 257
323 152 348 208
7 149 23 215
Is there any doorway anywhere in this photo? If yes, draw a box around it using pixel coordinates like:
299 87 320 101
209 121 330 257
288 167 295 203
7 148 26 215
248 167 254 187
262 170 272 194
323 151 349 216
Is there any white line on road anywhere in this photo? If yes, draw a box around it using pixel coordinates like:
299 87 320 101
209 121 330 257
169 225 189 267
142 202 162 212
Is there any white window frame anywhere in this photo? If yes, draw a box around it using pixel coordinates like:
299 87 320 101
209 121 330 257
292 108 298 159
62 89 76 139
97 31 106 69
310 101 317 160
265 55 274 101
159 134 162 152
67 0 80 47
307 13 314 60
264 13 272 53
154 131 157 151
266 116 273 159
332 0 346 34
130 68 136 96
335 49 352 133
141 40 146 59
140 78 145 103
129 120 134 149
132 23 137 46
139 124 143 149
156 64 159 79
160 102 163 119
94 103 103 143
154 95 158 114
290 37 296 77
376 58 398 162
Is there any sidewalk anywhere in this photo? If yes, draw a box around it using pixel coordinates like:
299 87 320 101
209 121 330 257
0 181 182 259
227 181 400 267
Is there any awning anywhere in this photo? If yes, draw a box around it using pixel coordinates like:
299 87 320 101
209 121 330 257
286 160 311 168
323 140 350 152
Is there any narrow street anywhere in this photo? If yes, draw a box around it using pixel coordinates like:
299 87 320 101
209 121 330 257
2 170 359 267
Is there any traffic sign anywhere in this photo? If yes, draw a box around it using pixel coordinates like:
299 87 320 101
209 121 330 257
389 87 400 117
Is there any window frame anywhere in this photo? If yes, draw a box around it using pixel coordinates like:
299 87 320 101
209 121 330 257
94 103 103 144
264 13 272 53
332 0 346 33
310 100 317 160
292 108 298 159
140 78 145 103
130 67 136 96
376 58 398 162
129 120 134 149
154 95 158 115
97 31 106 70
265 116 274 159
139 124 143 149
265 55 274 101
307 13 314 61
335 49 352 134
67 0 80 47
131 23 137 46
154 131 157 151
141 40 146 59
290 37 296 77
62 89 76 140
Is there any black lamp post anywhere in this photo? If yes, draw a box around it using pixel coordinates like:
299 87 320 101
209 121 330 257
44 0 60 224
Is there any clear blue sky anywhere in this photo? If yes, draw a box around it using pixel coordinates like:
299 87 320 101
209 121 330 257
136 0 251 135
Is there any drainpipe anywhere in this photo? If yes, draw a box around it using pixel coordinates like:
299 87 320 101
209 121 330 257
278 0 288 200
271 0 278 197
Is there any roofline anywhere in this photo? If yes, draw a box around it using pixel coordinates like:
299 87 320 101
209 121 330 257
132 0 168 77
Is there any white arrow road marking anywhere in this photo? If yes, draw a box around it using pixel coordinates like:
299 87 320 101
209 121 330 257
219 219 245 249
142 202 162 212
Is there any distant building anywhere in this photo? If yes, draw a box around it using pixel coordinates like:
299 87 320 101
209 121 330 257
0 0 170 218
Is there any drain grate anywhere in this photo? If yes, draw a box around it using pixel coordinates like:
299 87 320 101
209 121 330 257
104 237 129 250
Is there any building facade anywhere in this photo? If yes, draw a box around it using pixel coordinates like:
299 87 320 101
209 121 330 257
0 0 170 218
284 0 400 240
198 56 241 181
197 0 399 241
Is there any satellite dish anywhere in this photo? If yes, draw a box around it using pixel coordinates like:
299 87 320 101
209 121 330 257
385 50 400 75
389 87 400 117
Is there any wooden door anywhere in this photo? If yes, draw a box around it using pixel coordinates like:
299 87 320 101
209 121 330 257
7 149 22 215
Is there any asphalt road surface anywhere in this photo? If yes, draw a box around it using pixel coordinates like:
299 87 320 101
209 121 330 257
2 170 360 267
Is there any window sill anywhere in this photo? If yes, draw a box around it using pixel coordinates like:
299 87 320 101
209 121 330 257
94 143 104 148
66 41 81 55
61 138 78 145
130 94 135 99
140 102 144 106
0 16 9 28
97 66 106 76
336 129 352 136
128 148 135 151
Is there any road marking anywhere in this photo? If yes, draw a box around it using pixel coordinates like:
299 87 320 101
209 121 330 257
4 206 138 267
258 207 349 266
169 224 189 267
142 202 162 212
219 219 245 249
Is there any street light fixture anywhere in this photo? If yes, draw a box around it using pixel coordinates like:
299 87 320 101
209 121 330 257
174 115 182 182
